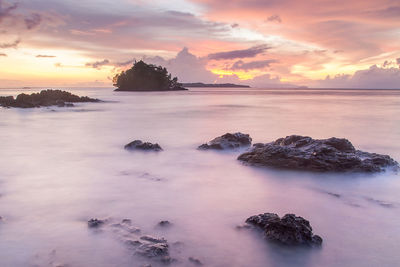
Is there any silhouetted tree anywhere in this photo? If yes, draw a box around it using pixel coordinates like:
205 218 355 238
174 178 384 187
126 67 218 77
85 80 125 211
113 60 186 91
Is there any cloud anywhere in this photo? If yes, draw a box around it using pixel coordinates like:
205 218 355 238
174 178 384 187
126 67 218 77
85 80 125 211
24 13 42 30
266 15 282 23
0 52 7 56
85 59 110 69
231 59 278 70
144 47 216 83
317 64 400 89
0 38 20 48
231 23 239 28
0 0 18 22
114 59 135 67
397 58 400 66
36 54 56 58
208 45 271 60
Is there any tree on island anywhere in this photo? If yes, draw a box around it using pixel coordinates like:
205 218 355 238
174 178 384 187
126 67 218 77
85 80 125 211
113 60 187 91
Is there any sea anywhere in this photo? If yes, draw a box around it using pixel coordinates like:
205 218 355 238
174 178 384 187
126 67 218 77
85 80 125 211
0 87 399 267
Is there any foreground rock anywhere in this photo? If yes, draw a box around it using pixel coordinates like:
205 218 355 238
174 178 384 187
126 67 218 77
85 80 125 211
0 89 100 108
246 213 322 246
87 218 173 264
198 132 252 150
238 135 398 172
124 140 162 151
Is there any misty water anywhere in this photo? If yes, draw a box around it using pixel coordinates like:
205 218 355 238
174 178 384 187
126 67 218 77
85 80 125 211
0 87 399 267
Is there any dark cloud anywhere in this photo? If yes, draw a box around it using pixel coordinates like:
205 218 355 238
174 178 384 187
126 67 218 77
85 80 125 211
114 59 135 67
266 15 282 23
36 54 56 58
231 59 277 70
231 23 239 28
0 0 18 22
208 44 271 60
0 38 20 48
24 13 42 30
85 59 110 69
0 52 7 56
369 6 400 18
397 58 400 66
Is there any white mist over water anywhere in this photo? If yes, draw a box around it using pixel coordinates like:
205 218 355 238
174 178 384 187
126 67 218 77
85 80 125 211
0 87 399 267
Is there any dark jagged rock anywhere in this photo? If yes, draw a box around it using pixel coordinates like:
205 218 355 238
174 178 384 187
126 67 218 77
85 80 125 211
0 89 100 108
246 213 322 246
158 220 171 227
124 140 162 152
87 218 105 228
198 132 252 150
238 135 398 172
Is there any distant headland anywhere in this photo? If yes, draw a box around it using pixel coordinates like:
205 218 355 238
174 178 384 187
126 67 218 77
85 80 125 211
113 60 187 91
182 83 250 88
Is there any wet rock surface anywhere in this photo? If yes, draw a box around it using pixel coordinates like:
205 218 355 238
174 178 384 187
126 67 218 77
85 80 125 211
87 218 173 264
238 135 398 172
124 140 163 152
0 89 99 108
245 213 323 246
198 132 252 150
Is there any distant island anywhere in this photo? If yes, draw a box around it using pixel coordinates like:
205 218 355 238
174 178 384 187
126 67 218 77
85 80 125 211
0 89 99 108
182 83 250 88
113 60 187 91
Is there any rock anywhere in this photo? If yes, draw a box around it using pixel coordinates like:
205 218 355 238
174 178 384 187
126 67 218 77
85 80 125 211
87 218 105 228
238 135 398 172
198 132 252 150
124 140 162 152
0 89 99 108
188 257 203 265
140 235 167 243
158 220 171 227
246 213 322 246
136 242 169 258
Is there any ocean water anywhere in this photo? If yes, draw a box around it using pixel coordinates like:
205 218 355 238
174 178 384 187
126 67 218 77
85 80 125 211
0 87 399 267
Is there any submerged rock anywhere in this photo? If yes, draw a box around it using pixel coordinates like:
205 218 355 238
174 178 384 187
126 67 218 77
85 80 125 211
188 257 203 265
158 220 171 227
198 132 252 150
87 218 105 228
0 89 100 108
238 135 398 172
246 213 322 246
124 140 163 151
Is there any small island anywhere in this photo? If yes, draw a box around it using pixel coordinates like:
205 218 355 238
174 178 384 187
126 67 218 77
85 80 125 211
113 60 187 91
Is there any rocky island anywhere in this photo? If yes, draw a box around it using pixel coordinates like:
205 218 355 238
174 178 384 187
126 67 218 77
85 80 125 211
238 135 399 172
0 89 100 108
113 60 187 91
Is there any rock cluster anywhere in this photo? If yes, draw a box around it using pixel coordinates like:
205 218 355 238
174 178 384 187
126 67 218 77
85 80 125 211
124 140 163 151
238 135 398 172
87 218 172 263
246 213 322 246
198 132 252 150
0 89 99 108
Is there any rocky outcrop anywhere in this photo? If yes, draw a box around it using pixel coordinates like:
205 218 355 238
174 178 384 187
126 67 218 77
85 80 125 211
87 218 173 264
124 140 162 151
0 89 99 108
246 213 322 246
198 132 252 150
238 135 398 172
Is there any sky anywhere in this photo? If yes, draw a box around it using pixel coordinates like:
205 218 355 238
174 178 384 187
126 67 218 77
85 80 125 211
0 0 400 88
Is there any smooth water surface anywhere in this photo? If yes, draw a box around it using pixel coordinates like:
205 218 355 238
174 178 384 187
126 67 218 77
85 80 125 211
0 87 399 267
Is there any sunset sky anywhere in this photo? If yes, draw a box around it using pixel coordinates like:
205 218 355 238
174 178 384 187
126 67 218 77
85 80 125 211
0 0 400 88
